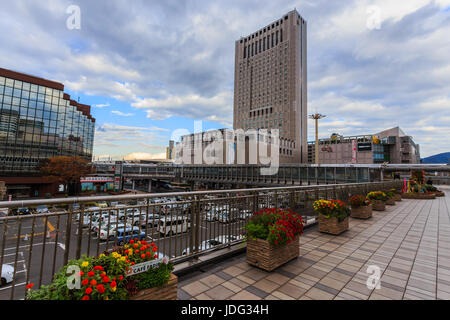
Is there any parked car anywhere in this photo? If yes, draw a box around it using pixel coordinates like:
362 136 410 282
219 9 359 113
204 210 219 222
16 207 31 216
91 214 119 233
214 234 244 243
1 264 14 286
238 210 253 220
98 223 132 240
217 209 239 223
115 227 146 245
0 208 8 218
35 205 49 214
182 239 222 255
158 216 190 236
139 214 161 228
97 201 109 208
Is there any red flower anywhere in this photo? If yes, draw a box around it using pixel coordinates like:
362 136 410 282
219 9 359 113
90 279 97 286
102 276 110 283
110 281 117 289
130 240 134 244
93 266 103 271
87 271 95 277
152 247 157 252
154 254 158 258
82 295 90 300
81 278 89 286
150 243 155 247
26 283 34 290
141 254 146 259
133 244 138 249
97 284 105 294
118 275 124 281
79 271 84 277
85 287 93 295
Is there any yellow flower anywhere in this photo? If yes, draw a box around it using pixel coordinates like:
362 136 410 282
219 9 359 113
99 254 105 258
81 261 89 268
112 287 117 292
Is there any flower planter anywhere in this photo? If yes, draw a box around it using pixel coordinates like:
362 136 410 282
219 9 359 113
372 200 386 211
386 198 396 206
402 193 436 199
130 273 178 300
350 204 372 219
246 236 299 272
318 215 349 235
394 194 402 201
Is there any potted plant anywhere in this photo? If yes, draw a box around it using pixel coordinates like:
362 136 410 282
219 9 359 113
25 240 177 300
367 191 388 211
385 191 396 206
313 200 350 235
390 188 402 201
349 195 372 219
424 184 445 197
402 181 437 199
244 208 304 271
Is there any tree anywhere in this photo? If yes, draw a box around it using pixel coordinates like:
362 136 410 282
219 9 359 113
40 156 94 195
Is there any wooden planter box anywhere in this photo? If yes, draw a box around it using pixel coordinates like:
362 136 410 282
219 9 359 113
372 200 386 211
318 215 349 235
394 194 402 201
386 198 396 206
351 204 372 219
246 236 299 272
130 273 178 300
402 193 436 200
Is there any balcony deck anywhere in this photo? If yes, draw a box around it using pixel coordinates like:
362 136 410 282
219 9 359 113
177 187 450 300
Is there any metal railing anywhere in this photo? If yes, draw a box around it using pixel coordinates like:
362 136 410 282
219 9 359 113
0 180 401 300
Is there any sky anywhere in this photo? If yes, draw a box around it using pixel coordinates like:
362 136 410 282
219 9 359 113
0 0 449 160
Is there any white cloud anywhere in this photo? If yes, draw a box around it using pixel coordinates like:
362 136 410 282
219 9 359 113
111 110 134 117
124 152 167 161
94 103 110 108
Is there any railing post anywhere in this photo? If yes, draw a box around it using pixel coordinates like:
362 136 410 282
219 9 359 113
76 204 84 260
63 203 73 266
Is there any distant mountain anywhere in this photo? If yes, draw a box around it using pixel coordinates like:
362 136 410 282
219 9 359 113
421 152 450 164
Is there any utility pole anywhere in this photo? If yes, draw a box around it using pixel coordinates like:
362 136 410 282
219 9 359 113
309 113 326 165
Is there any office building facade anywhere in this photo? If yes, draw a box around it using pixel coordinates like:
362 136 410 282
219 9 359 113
0 68 95 197
308 127 421 165
233 9 308 164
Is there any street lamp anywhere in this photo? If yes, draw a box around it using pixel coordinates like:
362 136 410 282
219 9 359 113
309 113 326 165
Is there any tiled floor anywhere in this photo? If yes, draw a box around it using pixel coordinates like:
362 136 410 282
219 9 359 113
178 187 450 300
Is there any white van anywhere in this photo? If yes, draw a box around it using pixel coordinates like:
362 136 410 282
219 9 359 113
158 216 190 236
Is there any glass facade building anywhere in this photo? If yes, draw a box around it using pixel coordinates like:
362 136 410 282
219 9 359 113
0 68 95 176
